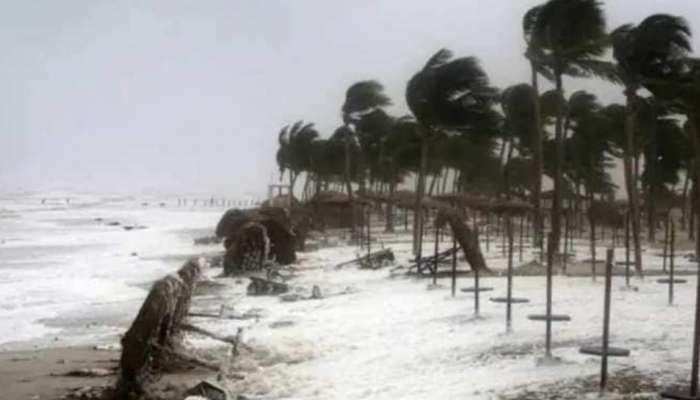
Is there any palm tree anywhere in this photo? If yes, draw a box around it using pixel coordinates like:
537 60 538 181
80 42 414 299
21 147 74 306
381 116 421 232
406 49 499 255
527 0 611 254
276 121 319 205
523 5 549 245
611 14 692 274
341 81 392 235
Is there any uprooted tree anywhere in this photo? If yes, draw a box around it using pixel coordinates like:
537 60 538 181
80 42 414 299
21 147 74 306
216 207 297 275
434 207 488 271
117 259 202 397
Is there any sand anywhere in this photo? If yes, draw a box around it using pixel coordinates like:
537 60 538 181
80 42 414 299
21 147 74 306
0 346 118 400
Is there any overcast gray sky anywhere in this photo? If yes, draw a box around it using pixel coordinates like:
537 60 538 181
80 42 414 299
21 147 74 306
2 0 699 196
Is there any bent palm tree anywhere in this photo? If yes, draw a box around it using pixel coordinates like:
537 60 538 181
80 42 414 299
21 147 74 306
341 81 392 235
406 49 499 255
528 0 611 254
276 121 319 205
611 13 692 274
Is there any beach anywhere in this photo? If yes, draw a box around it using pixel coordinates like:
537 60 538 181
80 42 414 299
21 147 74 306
0 192 697 399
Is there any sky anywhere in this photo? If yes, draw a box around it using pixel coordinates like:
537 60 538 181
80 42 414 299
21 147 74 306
2 0 700 197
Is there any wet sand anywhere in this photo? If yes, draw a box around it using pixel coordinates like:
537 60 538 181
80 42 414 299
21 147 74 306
0 346 118 400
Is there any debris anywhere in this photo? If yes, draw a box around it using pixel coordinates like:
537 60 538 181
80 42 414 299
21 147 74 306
334 248 394 269
184 380 229 400
246 276 289 296
435 208 488 271
269 320 295 329
61 368 113 377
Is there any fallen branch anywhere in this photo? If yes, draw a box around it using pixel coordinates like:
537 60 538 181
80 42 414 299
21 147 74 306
180 323 251 352
334 248 394 269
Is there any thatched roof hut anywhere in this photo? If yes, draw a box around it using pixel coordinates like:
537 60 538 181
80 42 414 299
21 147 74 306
490 200 533 216
434 193 495 212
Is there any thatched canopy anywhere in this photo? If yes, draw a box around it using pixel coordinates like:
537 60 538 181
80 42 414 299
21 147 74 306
390 190 448 210
490 200 533 216
434 193 495 212
216 207 296 272
307 191 371 207
261 194 299 209
216 207 293 239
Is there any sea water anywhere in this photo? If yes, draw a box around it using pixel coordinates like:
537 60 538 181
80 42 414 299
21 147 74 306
0 192 230 349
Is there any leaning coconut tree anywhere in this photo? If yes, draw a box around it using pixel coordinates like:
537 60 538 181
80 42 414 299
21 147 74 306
527 0 614 254
522 4 550 246
611 13 692 274
406 48 499 256
379 116 420 232
341 81 392 235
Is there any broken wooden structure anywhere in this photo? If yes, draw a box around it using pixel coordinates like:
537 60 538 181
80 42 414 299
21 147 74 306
334 248 395 270
434 207 488 272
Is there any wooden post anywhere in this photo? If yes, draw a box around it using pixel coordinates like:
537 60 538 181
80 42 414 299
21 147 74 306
451 234 457 297
433 225 439 285
625 212 631 287
591 217 597 281
670 219 676 306
474 264 481 316
519 215 524 263
691 247 700 397
502 215 507 258
486 213 491 252
507 217 514 332
563 212 569 273
545 232 554 358
600 249 614 394
367 206 372 268
663 216 669 273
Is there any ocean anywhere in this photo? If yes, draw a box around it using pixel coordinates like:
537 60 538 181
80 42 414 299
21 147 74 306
0 192 236 349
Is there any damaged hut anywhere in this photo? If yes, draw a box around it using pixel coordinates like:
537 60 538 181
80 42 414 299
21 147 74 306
434 207 488 271
216 207 296 275
307 191 367 230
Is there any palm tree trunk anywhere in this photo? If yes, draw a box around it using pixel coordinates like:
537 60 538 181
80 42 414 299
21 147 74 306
385 179 396 233
289 170 298 208
648 116 657 242
343 133 356 235
551 71 565 255
688 113 700 263
624 90 643 275
413 130 429 256
682 170 690 231
530 61 544 247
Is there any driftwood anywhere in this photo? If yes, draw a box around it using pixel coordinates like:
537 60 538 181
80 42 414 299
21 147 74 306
334 248 395 270
117 259 202 396
435 208 488 271
246 276 289 295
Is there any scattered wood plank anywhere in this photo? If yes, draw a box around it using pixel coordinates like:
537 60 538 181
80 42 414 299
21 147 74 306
334 248 394 269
